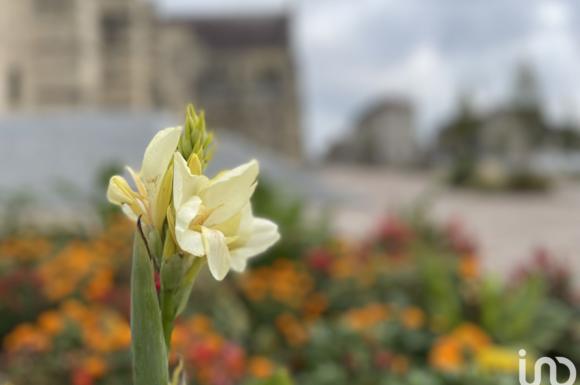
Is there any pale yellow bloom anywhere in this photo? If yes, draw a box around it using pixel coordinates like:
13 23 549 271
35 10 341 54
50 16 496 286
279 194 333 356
172 153 279 280
107 126 182 231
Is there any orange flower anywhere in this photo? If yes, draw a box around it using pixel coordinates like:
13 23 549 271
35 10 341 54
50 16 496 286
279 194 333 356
459 256 479 280
81 355 107 378
38 243 95 300
430 336 463 372
302 292 328 322
83 269 114 301
275 313 308 346
80 309 131 353
330 257 357 279
0 236 53 262
249 356 275 379
453 323 491 352
170 324 189 351
4 323 50 352
38 310 64 336
391 355 410 375
429 323 492 373
239 271 268 301
343 303 390 331
400 307 425 330
187 315 212 334
62 299 89 322
240 260 314 308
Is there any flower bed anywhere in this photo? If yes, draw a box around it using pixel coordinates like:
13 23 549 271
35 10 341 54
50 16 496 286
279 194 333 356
0 213 577 385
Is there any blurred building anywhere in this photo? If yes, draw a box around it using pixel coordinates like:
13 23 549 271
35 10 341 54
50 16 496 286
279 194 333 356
478 110 536 172
327 98 418 167
0 0 154 111
437 66 552 174
156 15 301 159
0 0 301 159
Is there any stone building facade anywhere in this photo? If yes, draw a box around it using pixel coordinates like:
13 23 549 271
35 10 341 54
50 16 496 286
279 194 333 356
0 0 301 158
0 0 154 112
156 15 301 158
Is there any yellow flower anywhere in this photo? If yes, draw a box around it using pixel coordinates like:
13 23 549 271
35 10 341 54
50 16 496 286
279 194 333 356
107 126 182 231
476 346 520 373
172 153 279 280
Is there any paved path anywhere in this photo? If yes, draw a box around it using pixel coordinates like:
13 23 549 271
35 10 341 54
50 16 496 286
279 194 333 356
321 166 580 286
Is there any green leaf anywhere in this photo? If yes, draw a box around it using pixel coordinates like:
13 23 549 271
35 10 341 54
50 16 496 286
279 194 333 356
131 228 169 385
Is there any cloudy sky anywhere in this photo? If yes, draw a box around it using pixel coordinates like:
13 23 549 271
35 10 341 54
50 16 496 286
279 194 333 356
156 0 580 158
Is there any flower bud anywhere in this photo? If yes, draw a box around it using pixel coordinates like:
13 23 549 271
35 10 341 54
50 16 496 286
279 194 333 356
178 104 213 172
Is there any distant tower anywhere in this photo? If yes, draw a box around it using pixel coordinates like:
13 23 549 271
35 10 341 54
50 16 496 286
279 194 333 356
512 63 542 110
511 62 545 144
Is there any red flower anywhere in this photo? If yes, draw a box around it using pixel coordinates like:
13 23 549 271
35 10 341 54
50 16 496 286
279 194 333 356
71 369 93 385
305 248 334 274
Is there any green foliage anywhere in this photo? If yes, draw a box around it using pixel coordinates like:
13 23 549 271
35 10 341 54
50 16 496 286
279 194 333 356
480 277 572 350
415 247 463 330
244 370 294 385
251 181 329 263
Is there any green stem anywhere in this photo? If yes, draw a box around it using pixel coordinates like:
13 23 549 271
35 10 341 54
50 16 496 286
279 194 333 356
161 298 176 350
131 227 169 385
160 257 205 350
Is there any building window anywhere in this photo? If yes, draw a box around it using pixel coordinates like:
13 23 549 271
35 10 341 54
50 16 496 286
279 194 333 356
256 69 282 99
7 67 22 108
198 67 230 100
101 11 130 49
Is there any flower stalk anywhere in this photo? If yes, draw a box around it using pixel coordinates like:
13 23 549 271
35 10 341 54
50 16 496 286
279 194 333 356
107 104 280 384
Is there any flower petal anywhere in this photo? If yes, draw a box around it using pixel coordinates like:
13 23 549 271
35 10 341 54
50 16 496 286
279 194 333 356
202 227 231 281
175 196 204 256
152 162 174 231
202 160 259 226
140 126 182 183
107 175 137 205
121 204 139 222
230 217 280 269
173 153 209 209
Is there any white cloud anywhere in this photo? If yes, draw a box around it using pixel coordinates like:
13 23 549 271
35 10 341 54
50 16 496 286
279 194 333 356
526 1 580 122
536 1 569 28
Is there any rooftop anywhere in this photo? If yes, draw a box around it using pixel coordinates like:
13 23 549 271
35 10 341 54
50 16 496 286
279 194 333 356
162 14 289 49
